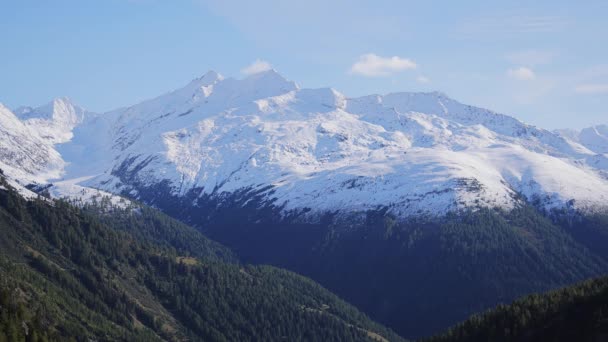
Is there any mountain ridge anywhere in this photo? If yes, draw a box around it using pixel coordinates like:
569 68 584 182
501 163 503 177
2 70 608 339
1 70 607 220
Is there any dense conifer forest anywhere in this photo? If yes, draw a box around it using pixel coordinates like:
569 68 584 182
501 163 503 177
2 172 608 341
0 176 404 342
427 276 608 342
192 195 608 338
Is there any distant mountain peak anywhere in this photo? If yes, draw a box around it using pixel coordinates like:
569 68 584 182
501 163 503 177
240 68 299 90
11 97 89 145
555 124 608 155
197 70 224 82
15 97 85 121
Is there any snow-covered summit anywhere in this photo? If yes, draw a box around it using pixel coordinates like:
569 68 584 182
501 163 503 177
0 102 65 182
75 70 608 218
556 125 608 153
558 125 608 154
2 70 608 219
555 125 608 173
15 97 89 144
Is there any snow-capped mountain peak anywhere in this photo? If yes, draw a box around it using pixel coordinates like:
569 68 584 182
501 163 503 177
579 125 608 154
556 125 608 154
0 102 65 182
197 70 224 82
14 97 89 144
214 68 299 103
2 70 608 220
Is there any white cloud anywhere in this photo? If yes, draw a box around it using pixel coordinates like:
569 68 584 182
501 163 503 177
507 67 536 81
416 76 431 84
349 53 417 77
574 84 608 94
241 59 272 75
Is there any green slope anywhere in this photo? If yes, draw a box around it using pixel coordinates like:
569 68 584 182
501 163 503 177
0 176 405 342
427 276 608 342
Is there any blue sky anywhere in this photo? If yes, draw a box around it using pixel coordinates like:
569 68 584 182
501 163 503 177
0 0 606 129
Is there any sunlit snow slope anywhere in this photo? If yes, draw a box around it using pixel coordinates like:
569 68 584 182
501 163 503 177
2 70 607 218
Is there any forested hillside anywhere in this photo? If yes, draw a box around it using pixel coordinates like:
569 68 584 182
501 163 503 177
0 175 404 342
2 170 607 341
196 200 608 338
428 276 608 342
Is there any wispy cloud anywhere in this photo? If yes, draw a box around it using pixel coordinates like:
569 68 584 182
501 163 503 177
349 54 417 77
241 59 272 76
457 15 569 39
571 65 608 95
574 84 608 94
507 67 536 81
576 65 608 79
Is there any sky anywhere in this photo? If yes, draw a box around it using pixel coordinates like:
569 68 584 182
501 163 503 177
0 0 607 129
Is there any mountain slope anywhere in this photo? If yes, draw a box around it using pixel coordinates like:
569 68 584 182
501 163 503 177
61 70 606 218
579 125 608 154
555 125 608 175
556 124 608 154
0 103 64 183
2 71 607 218
427 276 608 342
3 70 608 339
197 203 608 338
0 175 404 342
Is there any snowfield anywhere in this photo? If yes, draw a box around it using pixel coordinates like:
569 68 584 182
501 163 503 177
1 70 607 218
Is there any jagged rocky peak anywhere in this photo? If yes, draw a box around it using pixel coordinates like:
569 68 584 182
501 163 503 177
555 125 608 155
16 97 86 125
10 97 91 145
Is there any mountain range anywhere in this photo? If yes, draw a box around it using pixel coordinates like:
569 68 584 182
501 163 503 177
1 69 607 219
1 70 608 338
